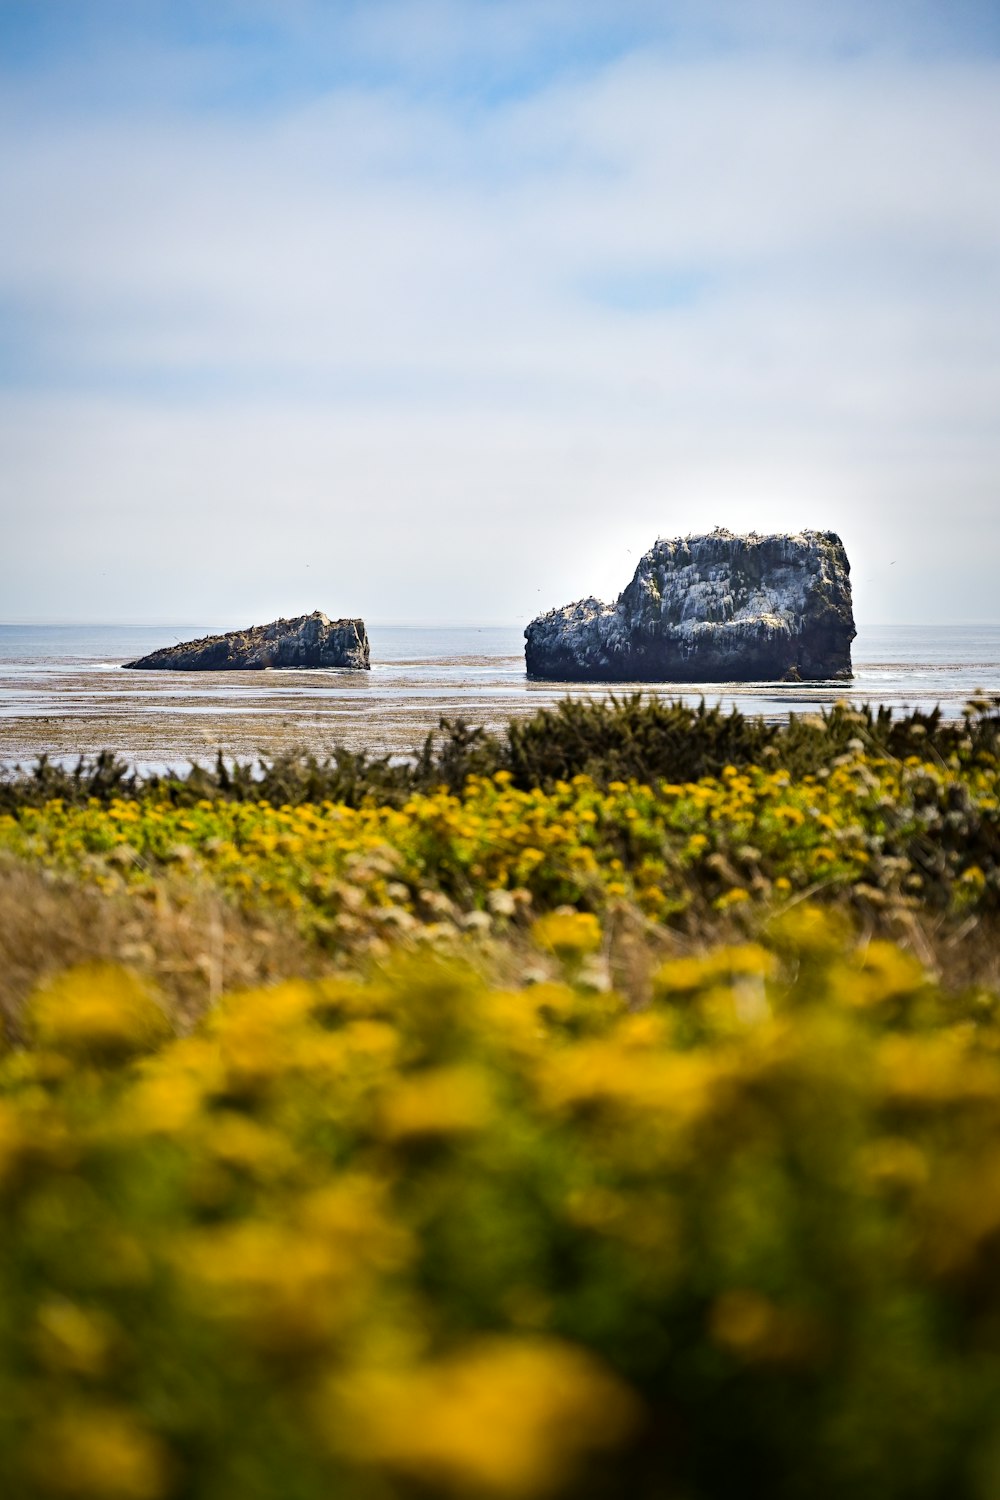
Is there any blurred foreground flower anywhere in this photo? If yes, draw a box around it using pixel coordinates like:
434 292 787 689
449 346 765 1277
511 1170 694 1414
328 1338 639 1496
24 964 170 1063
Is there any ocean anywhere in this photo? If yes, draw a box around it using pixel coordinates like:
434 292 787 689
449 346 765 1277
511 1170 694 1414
1 622 999 772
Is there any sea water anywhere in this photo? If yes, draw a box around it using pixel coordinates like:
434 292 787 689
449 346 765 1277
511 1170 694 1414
0 622 998 771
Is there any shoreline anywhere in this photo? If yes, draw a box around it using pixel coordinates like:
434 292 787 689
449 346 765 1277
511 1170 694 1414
1 671 991 771
3 624 999 769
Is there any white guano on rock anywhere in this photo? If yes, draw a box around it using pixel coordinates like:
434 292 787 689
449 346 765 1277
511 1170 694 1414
124 612 370 671
524 530 855 682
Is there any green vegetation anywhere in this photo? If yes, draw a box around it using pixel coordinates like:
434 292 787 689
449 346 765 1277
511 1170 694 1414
4 693 1000 810
1 697 999 1499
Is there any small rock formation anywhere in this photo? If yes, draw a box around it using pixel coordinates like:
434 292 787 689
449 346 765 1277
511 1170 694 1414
124 612 370 671
525 530 855 682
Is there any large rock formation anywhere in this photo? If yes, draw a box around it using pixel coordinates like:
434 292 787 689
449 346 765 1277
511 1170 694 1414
525 530 855 682
124 612 370 671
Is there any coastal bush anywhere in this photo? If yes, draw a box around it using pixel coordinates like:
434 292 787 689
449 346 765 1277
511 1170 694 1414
2 736 998 953
4 920 1000 1497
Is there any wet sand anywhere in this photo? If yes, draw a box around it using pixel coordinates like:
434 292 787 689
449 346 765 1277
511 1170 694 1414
2 639 990 772
0 655 621 768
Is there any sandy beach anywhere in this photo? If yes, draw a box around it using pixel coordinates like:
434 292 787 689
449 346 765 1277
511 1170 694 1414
0 661 557 765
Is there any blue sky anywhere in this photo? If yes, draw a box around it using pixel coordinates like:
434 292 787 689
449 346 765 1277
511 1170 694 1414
1 0 999 623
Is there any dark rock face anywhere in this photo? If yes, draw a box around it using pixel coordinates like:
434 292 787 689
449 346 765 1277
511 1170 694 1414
124 612 370 671
525 530 855 682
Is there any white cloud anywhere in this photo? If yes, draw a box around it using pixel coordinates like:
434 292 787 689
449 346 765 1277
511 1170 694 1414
0 13 998 623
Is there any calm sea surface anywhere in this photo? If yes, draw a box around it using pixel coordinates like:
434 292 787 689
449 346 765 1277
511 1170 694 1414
1 622 998 771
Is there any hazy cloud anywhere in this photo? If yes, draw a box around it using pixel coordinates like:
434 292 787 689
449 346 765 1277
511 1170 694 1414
1 1 998 623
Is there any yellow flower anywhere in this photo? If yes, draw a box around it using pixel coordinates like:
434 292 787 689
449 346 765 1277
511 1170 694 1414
859 1136 928 1193
297 1175 412 1271
766 903 852 956
25 965 170 1063
714 886 750 911
179 1220 356 1358
121 1069 206 1136
0 1099 25 1186
378 1066 494 1141
539 1039 718 1126
653 944 776 999
33 1297 116 1377
330 1338 639 1496
834 942 928 1011
878 1033 1000 1108
25 1404 169 1499
531 911 601 960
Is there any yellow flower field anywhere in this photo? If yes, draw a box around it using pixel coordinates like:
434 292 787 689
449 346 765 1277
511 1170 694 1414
1 744 998 939
1 724 1000 1498
3 914 1000 1498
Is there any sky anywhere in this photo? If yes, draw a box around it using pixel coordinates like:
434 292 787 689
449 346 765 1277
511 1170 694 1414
1 0 999 627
